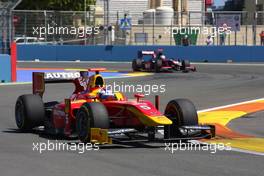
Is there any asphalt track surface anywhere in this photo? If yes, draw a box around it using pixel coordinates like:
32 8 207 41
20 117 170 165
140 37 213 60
0 62 264 176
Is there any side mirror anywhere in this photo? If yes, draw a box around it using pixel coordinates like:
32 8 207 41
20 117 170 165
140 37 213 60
134 93 145 102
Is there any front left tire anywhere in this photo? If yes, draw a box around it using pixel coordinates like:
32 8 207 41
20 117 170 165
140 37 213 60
132 59 142 71
181 60 190 72
76 102 109 143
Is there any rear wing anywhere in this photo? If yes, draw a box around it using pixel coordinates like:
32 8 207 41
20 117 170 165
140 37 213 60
138 50 155 58
32 68 106 97
138 49 164 58
89 68 106 74
32 72 80 97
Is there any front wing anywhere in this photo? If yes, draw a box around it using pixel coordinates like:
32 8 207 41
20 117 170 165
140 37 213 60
90 124 215 144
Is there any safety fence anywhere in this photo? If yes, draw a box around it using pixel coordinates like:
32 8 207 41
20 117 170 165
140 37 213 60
1 9 264 55
10 10 264 46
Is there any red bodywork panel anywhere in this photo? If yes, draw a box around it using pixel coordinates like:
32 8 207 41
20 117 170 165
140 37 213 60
52 97 163 131
103 100 162 127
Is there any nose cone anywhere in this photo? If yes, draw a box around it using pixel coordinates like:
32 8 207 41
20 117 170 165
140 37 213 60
149 115 173 125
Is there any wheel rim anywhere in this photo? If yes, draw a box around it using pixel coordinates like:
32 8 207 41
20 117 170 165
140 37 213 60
165 105 181 126
165 104 183 137
77 111 90 140
15 100 25 128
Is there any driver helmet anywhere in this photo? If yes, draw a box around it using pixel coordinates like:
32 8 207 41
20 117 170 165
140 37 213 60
98 88 115 100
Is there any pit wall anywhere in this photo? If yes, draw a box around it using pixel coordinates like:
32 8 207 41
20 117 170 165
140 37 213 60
17 44 264 62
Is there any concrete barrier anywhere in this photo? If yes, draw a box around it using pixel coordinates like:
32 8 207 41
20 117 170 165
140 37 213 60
16 44 264 62
0 54 11 83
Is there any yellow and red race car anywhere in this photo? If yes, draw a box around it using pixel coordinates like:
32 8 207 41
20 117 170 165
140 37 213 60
15 68 214 144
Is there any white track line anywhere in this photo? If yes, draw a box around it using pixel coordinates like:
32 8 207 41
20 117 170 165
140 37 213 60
197 97 264 113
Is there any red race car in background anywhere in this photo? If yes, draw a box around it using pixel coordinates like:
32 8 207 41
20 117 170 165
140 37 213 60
15 68 213 144
132 49 196 73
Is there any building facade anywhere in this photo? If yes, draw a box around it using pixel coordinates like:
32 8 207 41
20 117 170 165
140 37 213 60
95 0 207 25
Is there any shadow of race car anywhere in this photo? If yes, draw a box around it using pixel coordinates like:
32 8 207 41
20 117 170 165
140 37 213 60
132 49 196 73
15 68 213 144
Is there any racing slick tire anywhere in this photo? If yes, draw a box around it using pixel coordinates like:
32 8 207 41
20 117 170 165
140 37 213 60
76 102 109 143
132 59 142 71
15 94 45 130
181 60 190 72
155 59 163 73
164 99 198 138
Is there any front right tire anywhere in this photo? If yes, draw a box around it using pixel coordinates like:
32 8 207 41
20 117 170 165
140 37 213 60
164 99 198 138
155 59 163 73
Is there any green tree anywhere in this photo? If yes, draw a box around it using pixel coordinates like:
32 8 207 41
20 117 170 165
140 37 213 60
16 0 96 11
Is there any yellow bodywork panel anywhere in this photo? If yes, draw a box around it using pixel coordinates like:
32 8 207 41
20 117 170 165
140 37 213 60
148 116 173 126
127 107 172 126
114 92 126 101
90 128 112 144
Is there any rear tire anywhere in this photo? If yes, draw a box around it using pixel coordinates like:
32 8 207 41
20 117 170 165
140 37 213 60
182 60 190 72
76 102 109 143
15 94 45 130
164 99 198 137
155 59 162 73
132 59 142 71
